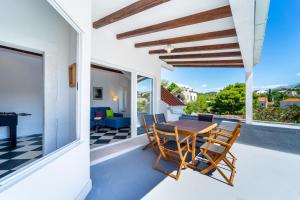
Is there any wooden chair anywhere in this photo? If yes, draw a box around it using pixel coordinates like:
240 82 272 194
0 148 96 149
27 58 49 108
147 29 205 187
198 114 214 122
155 113 166 124
152 123 190 180
210 121 241 160
199 123 241 186
142 114 158 155
196 114 214 145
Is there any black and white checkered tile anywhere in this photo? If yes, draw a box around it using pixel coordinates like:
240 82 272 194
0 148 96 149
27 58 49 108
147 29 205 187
0 134 43 179
90 127 131 149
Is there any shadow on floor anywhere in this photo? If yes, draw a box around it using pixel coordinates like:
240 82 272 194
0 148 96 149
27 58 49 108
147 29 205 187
86 147 179 200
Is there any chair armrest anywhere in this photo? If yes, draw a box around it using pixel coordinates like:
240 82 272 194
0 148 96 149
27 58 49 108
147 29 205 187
203 137 231 147
114 113 123 117
211 131 232 138
217 127 232 132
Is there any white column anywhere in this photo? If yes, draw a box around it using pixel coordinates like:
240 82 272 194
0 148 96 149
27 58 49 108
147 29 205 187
131 72 137 138
245 68 253 124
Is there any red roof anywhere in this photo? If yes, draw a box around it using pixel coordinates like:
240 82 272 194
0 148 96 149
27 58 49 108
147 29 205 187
161 86 185 106
258 97 267 102
281 98 300 103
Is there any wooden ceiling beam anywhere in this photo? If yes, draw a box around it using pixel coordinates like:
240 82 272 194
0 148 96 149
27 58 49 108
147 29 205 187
135 29 237 48
93 0 170 29
166 60 243 65
149 43 240 54
173 65 244 68
117 5 232 39
159 51 241 59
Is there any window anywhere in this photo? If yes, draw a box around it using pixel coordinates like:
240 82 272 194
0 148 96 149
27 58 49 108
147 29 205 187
137 75 153 135
0 0 79 181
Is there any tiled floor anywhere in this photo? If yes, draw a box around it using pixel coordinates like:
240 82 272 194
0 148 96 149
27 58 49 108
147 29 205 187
0 134 43 179
90 127 131 149
87 144 300 200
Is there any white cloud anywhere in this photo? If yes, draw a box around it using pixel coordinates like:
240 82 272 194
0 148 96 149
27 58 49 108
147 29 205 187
297 73 300 76
201 84 207 88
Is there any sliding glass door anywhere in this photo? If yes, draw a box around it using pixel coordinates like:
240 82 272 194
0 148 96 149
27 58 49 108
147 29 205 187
137 75 153 135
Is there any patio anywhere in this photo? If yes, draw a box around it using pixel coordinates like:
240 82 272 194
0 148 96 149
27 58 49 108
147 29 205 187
87 139 300 200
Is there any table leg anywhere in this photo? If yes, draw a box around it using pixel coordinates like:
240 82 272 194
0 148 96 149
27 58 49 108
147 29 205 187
192 135 196 165
10 126 17 147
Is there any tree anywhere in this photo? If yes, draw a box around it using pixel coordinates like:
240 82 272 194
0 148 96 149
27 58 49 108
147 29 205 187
210 83 246 115
184 94 208 114
161 79 169 89
167 82 185 101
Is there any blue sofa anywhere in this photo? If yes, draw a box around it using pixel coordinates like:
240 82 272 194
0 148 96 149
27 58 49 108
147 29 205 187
90 107 130 129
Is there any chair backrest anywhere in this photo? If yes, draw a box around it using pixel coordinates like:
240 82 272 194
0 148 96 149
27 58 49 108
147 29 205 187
143 114 156 132
155 113 166 124
225 122 241 146
153 123 184 158
203 122 241 161
198 114 214 122
218 121 240 134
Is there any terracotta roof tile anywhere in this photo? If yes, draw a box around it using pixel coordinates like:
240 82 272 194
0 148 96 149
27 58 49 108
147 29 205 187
258 97 267 102
281 98 300 102
161 86 185 106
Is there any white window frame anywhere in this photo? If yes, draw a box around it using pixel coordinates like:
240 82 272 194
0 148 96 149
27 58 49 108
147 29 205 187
0 0 85 189
90 58 158 147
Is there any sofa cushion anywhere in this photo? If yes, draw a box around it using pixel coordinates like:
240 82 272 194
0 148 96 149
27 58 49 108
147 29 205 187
106 109 114 118
106 117 130 129
95 111 104 118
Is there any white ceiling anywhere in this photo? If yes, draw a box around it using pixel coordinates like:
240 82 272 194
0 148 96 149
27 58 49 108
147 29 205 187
92 0 242 66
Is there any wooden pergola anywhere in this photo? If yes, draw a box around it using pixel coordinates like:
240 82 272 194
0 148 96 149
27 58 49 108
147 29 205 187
92 0 269 123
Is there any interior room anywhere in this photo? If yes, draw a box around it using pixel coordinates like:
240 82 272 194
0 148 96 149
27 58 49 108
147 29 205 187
0 0 78 181
90 64 132 149
0 46 44 179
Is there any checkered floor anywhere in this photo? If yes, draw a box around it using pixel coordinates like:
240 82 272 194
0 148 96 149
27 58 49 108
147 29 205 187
90 127 131 149
0 134 43 179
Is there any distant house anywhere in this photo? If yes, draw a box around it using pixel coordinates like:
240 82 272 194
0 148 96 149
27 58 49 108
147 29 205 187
258 97 268 108
178 84 198 103
160 86 186 121
256 90 267 95
286 91 298 97
280 98 300 108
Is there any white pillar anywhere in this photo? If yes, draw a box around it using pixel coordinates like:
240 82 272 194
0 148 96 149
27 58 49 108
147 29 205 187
131 72 137 138
245 68 253 124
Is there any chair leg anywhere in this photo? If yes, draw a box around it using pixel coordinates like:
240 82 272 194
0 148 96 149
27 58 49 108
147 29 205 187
201 152 235 186
143 140 158 155
228 151 237 160
153 152 188 181
142 143 151 150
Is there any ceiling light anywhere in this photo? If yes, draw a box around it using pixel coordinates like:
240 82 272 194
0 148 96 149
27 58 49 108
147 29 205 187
165 44 174 53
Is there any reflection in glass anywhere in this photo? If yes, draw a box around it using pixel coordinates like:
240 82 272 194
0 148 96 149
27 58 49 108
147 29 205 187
137 75 153 135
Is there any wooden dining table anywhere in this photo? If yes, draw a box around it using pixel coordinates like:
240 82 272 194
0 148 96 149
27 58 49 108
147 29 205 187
168 119 218 165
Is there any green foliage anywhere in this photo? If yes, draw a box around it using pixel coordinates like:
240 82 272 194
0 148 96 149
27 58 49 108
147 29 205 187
210 83 246 115
254 105 300 123
271 90 287 102
161 79 169 89
137 99 148 113
167 82 185 101
184 94 208 114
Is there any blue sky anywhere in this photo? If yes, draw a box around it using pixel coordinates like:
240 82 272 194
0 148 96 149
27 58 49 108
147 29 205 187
162 0 300 92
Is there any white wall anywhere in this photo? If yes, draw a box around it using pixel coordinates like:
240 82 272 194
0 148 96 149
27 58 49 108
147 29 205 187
0 0 78 153
92 28 162 136
0 0 92 199
0 49 43 139
160 102 185 122
91 68 131 116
